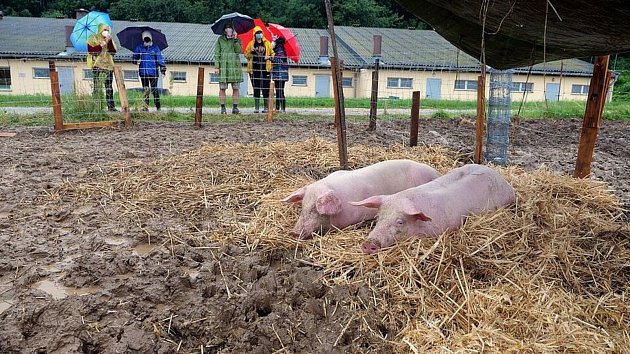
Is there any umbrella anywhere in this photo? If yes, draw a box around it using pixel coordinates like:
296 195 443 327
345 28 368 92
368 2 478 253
70 11 113 53
237 18 273 54
210 12 255 35
268 23 300 63
117 26 168 51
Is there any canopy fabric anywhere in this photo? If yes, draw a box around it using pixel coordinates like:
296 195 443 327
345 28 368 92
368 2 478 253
395 0 630 69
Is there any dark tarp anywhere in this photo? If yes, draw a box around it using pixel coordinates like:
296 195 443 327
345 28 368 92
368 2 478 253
395 0 630 69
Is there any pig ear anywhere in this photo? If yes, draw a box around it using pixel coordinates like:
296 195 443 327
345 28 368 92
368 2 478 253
315 191 342 215
402 203 432 221
350 195 385 209
282 187 305 204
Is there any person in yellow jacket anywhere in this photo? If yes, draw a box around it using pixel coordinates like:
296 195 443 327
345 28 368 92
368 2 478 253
245 26 273 113
87 23 118 111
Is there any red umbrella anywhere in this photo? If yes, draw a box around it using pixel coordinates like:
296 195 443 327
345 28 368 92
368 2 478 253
237 18 272 54
268 23 300 64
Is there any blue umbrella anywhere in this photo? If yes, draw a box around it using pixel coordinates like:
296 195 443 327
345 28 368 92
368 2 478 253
70 11 113 53
117 26 168 51
210 12 255 35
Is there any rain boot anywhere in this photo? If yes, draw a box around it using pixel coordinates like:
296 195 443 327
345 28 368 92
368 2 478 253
254 98 260 113
262 98 268 113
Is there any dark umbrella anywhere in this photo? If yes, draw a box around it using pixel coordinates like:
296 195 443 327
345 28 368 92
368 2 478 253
210 12 255 35
116 26 168 51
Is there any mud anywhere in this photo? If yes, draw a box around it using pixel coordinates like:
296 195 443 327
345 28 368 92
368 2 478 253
0 117 628 353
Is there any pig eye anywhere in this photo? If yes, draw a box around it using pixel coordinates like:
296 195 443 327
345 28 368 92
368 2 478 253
396 219 404 225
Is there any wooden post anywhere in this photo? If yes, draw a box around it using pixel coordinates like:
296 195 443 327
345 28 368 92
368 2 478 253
195 67 204 128
474 75 486 163
368 58 380 131
48 61 63 132
325 0 348 169
574 55 610 178
113 66 131 127
410 91 420 147
267 80 275 122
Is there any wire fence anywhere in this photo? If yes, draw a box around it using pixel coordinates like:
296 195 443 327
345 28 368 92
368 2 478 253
0 48 615 129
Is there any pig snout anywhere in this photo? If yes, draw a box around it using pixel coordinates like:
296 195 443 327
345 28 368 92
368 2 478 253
361 240 382 254
291 229 313 240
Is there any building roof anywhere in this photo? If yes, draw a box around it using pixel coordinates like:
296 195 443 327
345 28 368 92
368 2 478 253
394 0 630 69
0 16 594 75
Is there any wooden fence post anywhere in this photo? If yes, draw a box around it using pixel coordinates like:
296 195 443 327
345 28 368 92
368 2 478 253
474 75 486 163
48 61 63 132
410 91 420 147
574 55 610 178
113 66 131 127
267 80 275 122
195 67 204 128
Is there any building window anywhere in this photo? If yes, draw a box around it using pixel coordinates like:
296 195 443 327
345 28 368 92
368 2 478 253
33 68 50 79
83 69 93 80
0 67 11 90
209 72 219 83
123 70 139 81
454 80 477 91
511 82 533 93
292 75 307 86
342 77 353 87
387 77 413 88
171 71 186 83
571 84 589 95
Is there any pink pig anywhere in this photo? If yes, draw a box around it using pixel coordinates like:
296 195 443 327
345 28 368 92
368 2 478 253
351 164 515 254
282 160 441 239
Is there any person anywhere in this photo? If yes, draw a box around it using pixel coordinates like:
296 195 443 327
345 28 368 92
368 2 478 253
132 30 167 112
245 26 273 113
214 23 243 114
87 23 118 112
271 36 289 113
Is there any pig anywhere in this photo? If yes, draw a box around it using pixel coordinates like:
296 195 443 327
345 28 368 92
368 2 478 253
282 160 441 239
351 164 515 254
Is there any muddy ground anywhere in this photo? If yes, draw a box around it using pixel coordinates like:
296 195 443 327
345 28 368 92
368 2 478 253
0 116 628 353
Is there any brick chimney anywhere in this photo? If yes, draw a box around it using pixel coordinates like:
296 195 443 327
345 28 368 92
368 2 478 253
65 25 76 54
319 36 330 66
75 8 88 19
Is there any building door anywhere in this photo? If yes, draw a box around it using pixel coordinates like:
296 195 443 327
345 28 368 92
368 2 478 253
426 78 441 99
57 67 75 95
240 71 249 97
315 75 330 97
546 83 560 102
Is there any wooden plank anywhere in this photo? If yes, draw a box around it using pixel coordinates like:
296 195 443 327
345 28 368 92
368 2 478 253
574 55 610 178
410 90 420 147
325 0 348 169
48 61 63 132
0 132 17 137
195 67 204 128
474 75 486 163
113 66 131 127
267 80 275 122
62 121 117 130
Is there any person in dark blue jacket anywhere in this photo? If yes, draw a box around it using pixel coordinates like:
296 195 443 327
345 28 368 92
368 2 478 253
271 36 289 112
132 30 167 111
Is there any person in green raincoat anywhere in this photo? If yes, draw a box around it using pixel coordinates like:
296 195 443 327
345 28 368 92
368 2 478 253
87 23 118 112
214 23 243 114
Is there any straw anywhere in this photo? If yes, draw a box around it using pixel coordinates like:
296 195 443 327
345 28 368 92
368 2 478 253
55 137 628 352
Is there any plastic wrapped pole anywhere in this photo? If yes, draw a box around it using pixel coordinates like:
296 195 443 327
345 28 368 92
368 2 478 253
485 69 513 165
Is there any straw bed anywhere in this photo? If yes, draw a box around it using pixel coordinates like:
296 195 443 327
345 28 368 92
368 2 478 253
57 137 629 352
